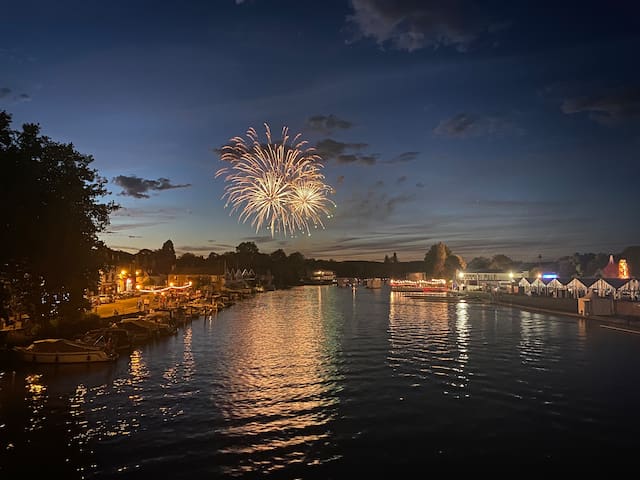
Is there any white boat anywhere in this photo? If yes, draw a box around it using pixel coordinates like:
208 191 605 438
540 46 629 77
13 338 117 363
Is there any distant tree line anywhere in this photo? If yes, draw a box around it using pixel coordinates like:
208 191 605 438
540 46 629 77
106 239 640 290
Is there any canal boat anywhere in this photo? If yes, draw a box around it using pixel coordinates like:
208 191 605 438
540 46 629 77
13 338 117 363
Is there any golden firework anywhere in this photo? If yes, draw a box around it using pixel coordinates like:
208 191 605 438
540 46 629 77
215 124 335 237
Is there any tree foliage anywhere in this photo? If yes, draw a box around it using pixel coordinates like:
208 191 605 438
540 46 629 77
467 256 491 271
0 111 118 326
489 254 514 271
424 242 452 278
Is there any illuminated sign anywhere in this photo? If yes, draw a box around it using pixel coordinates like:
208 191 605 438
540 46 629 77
542 274 558 279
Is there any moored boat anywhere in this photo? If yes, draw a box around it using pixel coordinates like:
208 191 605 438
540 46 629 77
390 278 449 292
77 327 132 352
13 338 117 363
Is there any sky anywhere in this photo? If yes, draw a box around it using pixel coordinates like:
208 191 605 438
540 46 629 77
2 0 639 262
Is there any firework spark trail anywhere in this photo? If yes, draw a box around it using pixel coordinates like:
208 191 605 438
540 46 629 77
215 123 335 237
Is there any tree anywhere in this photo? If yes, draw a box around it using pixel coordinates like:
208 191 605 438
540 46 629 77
176 253 205 269
236 241 259 256
444 254 466 280
0 111 117 327
467 256 491 271
155 239 176 274
489 254 514 271
424 242 451 278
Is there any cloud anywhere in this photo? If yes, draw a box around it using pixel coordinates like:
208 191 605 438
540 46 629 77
241 235 278 244
383 151 419 164
306 114 353 134
561 86 640 125
315 138 377 165
397 176 407 183
346 0 506 52
337 189 416 222
433 112 515 138
416 182 425 188
0 88 32 103
113 175 192 198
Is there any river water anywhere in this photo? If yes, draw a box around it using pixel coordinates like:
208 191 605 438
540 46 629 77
1 286 639 477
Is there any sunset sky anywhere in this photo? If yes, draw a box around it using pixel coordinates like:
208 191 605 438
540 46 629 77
2 1 639 262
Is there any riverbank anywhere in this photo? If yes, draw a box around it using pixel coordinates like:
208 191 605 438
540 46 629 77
454 290 640 331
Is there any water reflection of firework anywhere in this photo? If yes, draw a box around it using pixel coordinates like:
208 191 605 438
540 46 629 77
215 124 335 237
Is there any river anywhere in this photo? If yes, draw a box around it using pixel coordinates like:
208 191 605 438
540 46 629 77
1 285 639 477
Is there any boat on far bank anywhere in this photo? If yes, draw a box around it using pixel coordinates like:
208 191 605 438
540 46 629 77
13 338 117 363
390 278 449 293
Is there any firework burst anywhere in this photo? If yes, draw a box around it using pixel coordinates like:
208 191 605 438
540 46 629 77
215 123 335 237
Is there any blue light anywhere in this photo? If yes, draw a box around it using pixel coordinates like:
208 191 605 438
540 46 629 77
542 274 558 279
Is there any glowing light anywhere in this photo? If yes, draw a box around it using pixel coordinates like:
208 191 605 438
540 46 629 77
619 259 629 279
137 284 192 293
215 123 335 237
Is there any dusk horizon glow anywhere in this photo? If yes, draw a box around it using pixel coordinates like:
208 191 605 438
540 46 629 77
3 0 638 262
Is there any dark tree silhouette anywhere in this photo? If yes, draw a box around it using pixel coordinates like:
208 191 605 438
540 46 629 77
424 242 451 278
0 111 118 328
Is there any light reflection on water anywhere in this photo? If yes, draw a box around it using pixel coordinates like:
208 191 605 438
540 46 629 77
1 286 640 477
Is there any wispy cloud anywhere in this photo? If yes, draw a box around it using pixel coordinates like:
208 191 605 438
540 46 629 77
0 87 32 103
383 151 419 164
346 0 508 52
433 112 516 138
336 188 416 222
306 114 353 134
561 86 640 126
113 175 192 198
106 207 186 233
315 138 377 165
241 235 278 244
